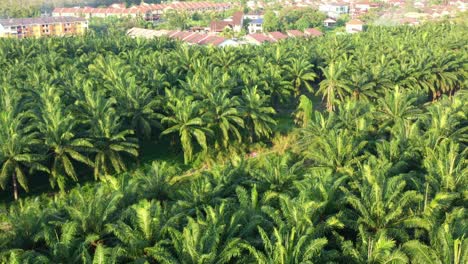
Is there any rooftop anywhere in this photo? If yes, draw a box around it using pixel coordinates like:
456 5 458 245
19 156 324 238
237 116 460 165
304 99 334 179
249 18 264 24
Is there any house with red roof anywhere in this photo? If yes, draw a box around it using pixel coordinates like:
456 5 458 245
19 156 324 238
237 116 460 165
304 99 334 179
210 21 233 33
286 29 305 37
304 28 323 37
210 11 244 33
268 31 288 41
245 33 276 44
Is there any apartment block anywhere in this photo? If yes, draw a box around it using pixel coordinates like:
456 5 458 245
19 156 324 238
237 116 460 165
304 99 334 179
0 17 88 39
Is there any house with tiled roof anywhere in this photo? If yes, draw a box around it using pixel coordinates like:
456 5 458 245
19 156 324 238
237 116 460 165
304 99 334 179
304 28 323 37
286 29 305 37
268 31 288 41
210 11 244 33
245 33 276 44
210 21 233 33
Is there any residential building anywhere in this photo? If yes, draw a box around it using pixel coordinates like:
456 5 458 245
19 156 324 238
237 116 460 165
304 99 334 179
304 28 323 37
210 11 244 33
286 29 305 37
0 17 87 39
245 33 276 44
244 11 264 20
345 19 364 33
323 17 337 27
319 2 350 18
53 2 232 22
268 31 288 41
248 18 264 34
210 21 233 33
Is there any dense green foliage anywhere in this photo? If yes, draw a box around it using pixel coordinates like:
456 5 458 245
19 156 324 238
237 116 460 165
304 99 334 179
0 23 467 263
263 7 328 32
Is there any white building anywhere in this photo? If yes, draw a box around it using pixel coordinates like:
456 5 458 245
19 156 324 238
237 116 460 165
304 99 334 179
345 19 364 33
248 18 264 34
323 17 337 27
319 2 349 18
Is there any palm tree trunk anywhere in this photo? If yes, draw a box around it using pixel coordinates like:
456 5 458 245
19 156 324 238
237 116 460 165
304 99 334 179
12 172 18 200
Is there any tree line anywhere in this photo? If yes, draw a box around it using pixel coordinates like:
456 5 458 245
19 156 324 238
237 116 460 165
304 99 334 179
0 22 466 263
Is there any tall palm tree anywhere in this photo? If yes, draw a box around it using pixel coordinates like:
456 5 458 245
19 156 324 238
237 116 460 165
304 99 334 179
91 109 139 179
259 63 294 109
203 91 244 149
0 112 48 200
283 57 317 96
36 91 94 190
161 97 213 164
317 61 352 111
240 86 276 142
75 87 138 178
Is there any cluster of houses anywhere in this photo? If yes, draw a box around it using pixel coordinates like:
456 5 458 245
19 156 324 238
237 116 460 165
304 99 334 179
127 26 326 46
52 2 233 22
245 0 465 25
0 17 87 38
207 11 364 35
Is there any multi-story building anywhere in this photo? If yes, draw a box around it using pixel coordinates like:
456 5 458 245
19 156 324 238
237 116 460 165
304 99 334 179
0 17 88 39
319 2 350 18
52 2 233 22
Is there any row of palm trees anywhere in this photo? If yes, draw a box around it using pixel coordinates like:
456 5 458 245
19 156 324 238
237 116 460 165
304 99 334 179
1 86 466 263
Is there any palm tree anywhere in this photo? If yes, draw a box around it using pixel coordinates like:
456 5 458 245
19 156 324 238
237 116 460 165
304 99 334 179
239 86 276 142
423 139 467 193
106 199 173 262
375 87 422 132
75 87 138 178
300 129 367 175
146 205 245 263
341 231 409 264
340 157 423 242
251 154 303 194
203 91 244 149
0 112 48 200
259 63 294 109
283 57 317 96
113 75 162 140
36 91 94 190
61 185 123 248
293 95 314 128
316 61 352 111
161 97 213 164
242 223 328 264
403 207 466 264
